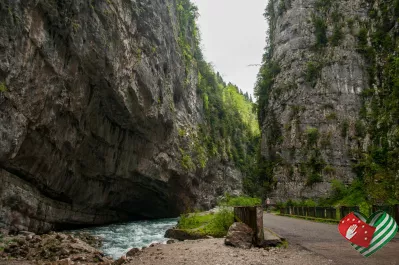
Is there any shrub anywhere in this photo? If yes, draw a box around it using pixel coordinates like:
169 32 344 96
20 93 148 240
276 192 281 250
324 165 336 175
178 128 186 137
347 19 355 31
320 132 332 148
303 199 317 207
312 16 328 48
341 120 349 138
330 180 347 200
306 173 323 186
326 112 337 120
305 62 321 86
0 82 6 92
305 127 319 146
330 26 343 46
180 148 195 171
355 120 366 138
219 195 261 207
200 209 234 237
177 212 213 230
314 0 332 12
357 28 368 47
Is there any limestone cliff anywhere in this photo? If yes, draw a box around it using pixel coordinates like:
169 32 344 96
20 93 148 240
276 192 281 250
257 0 371 200
0 0 246 233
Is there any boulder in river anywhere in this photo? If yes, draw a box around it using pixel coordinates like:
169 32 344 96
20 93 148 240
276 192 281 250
224 222 253 249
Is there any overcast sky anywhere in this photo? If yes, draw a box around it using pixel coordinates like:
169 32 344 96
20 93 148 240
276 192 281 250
191 0 268 97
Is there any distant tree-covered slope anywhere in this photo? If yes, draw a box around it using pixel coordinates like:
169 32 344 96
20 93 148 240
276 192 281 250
176 0 260 181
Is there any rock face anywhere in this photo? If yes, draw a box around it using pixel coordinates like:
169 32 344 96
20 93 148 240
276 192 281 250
260 0 370 200
224 222 253 249
0 0 242 233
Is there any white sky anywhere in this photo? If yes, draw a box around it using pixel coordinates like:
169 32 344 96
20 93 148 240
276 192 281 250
191 0 268 97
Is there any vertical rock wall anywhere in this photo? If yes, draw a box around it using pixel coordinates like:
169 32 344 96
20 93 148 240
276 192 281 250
0 0 242 233
261 0 370 200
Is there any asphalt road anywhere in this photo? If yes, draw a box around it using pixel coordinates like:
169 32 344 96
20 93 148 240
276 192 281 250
264 213 399 265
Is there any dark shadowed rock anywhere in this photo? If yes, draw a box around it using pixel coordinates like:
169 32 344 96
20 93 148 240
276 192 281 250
224 222 253 249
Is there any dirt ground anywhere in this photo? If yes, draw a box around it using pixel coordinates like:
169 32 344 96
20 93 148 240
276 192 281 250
125 238 333 265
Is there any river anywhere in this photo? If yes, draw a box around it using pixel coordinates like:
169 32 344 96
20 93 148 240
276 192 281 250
74 218 178 259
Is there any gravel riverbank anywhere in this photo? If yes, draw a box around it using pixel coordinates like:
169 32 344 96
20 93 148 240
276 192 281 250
0 233 334 265
125 238 333 265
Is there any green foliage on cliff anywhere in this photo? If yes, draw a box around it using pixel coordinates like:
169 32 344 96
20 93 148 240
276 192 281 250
352 0 399 204
179 148 196 171
0 82 6 92
246 0 283 199
305 62 321 86
312 16 328 48
305 127 319 147
176 1 259 178
330 25 344 46
197 62 260 172
176 0 201 66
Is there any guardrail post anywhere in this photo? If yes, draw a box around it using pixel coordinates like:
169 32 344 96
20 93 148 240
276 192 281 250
394 205 399 225
234 206 264 247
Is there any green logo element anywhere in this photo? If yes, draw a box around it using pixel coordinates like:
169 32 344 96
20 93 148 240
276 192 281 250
351 211 398 257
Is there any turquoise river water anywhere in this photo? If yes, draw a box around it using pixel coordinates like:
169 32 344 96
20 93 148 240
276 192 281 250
74 218 178 259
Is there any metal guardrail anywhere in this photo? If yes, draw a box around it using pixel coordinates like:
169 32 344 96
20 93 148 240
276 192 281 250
280 206 337 220
280 205 399 224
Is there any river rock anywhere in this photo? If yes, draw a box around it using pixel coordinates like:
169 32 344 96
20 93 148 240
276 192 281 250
224 222 253 249
126 248 141 257
18 231 35 237
164 229 206 241
52 258 73 265
0 229 9 236
112 255 127 265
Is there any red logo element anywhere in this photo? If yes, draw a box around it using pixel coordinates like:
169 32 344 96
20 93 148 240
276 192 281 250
338 212 376 248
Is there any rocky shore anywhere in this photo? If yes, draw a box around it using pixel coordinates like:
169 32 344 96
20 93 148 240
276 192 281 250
0 230 114 265
0 228 332 265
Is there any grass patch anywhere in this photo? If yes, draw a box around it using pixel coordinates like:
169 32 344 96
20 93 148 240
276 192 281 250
178 213 214 230
219 195 261 207
176 195 261 238
277 239 289 249
177 208 234 237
